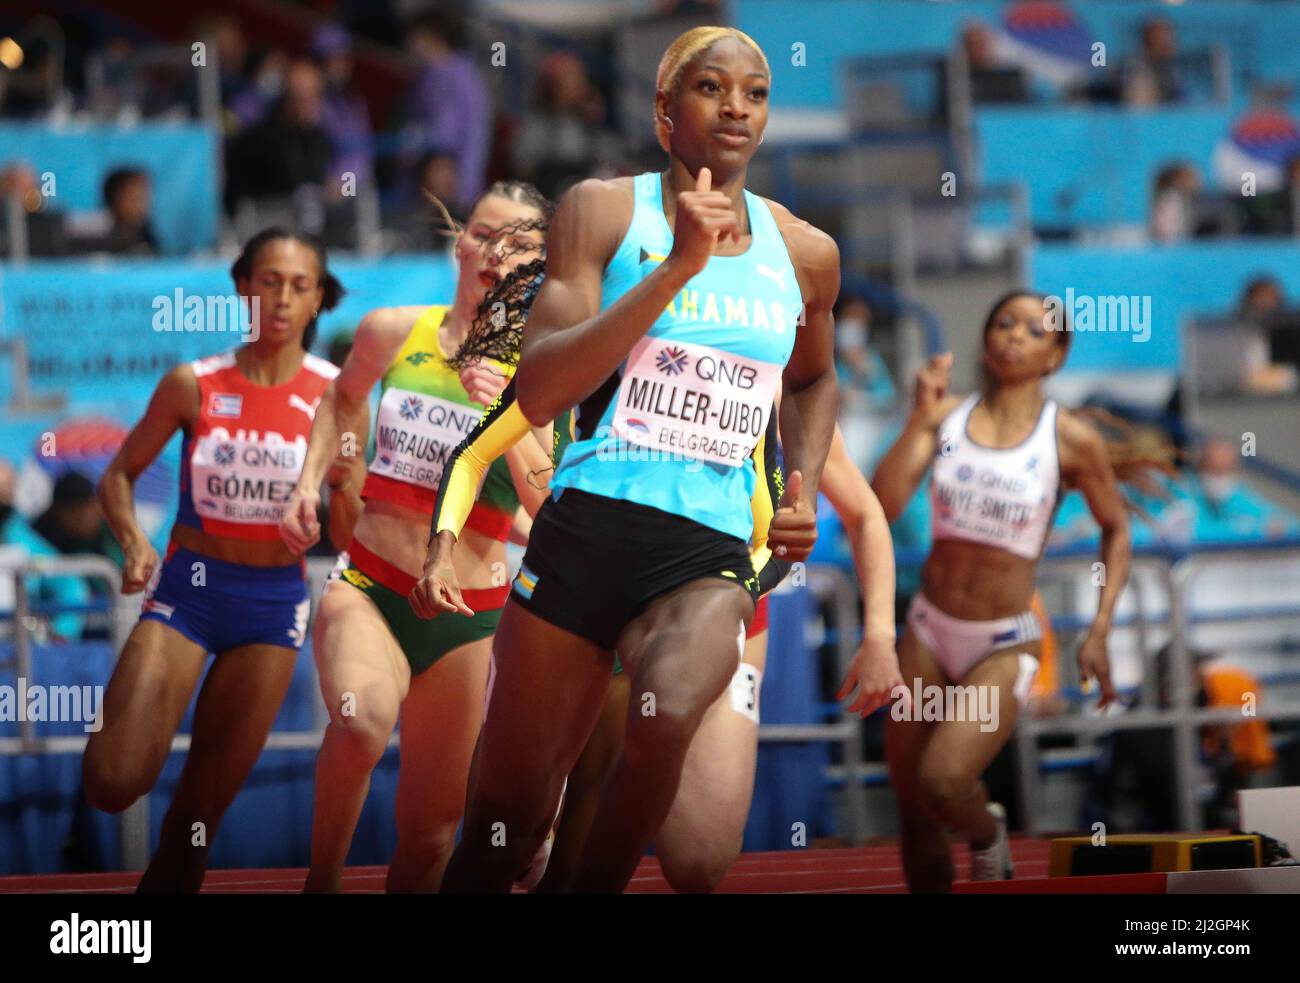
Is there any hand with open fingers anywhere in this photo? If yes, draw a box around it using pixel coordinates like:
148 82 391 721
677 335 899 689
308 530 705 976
767 469 817 563
913 352 954 417
408 542 475 620
837 632 904 718
1077 631 1117 708
666 166 742 279
279 486 322 555
459 362 509 408
121 540 160 595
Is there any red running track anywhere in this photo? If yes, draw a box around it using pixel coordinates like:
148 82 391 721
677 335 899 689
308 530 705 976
0 840 1058 894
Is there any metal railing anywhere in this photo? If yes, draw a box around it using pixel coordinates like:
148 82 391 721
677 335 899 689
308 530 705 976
758 564 868 844
1013 542 1300 835
0 552 149 869
7 542 1298 865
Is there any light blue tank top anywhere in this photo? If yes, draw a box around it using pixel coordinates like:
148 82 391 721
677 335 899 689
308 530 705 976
550 171 802 542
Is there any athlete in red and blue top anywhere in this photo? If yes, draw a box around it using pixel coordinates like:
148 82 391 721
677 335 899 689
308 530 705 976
84 229 361 893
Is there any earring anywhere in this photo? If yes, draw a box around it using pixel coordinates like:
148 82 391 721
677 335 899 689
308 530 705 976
759 133 764 146
662 115 674 134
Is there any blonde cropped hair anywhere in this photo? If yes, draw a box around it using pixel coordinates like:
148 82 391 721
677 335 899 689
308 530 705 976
654 26 770 152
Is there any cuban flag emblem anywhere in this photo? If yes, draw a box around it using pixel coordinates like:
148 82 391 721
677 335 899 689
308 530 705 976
209 393 243 418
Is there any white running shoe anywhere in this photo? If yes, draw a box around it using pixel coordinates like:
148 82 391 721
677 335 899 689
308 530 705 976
969 802 1013 881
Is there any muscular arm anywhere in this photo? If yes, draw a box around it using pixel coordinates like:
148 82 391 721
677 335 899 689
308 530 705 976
515 179 677 423
501 418 555 519
1062 412 1131 634
97 364 197 592
297 307 415 495
775 217 841 511
324 397 369 550
1061 410 1129 706
99 365 195 554
871 354 961 521
820 426 895 642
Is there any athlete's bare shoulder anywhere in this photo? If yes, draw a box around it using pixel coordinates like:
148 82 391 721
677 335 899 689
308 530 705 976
358 305 424 341
550 177 635 266
147 361 201 429
342 306 426 387
1055 405 1110 477
764 199 839 271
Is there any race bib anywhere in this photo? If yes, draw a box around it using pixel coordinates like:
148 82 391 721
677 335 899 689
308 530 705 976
612 336 781 468
190 428 305 525
368 387 483 490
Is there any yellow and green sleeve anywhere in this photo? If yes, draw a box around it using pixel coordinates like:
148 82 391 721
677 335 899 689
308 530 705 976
749 403 792 595
431 377 535 540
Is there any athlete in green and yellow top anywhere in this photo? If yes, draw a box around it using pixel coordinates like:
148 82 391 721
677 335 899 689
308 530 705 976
278 180 555 894
363 306 524 540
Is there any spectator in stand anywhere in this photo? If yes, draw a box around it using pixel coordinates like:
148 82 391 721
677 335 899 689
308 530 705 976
393 149 464 251
192 14 253 132
512 51 621 200
1052 431 1298 549
959 22 1029 105
230 48 291 130
1233 276 1298 395
1179 437 1299 543
1124 17 1185 106
312 25 374 190
226 59 334 210
418 149 464 226
1149 162 1201 243
400 10 491 207
1238 154 1300 236
0 161 68 258
834 295 896 413
0 463 95 643
71 168 159 257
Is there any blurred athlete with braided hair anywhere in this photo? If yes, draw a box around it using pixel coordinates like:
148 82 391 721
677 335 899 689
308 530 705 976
872 290 1138 891
279 181 554 892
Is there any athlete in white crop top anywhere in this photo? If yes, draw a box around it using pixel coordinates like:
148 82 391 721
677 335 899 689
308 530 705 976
873 290 1132 892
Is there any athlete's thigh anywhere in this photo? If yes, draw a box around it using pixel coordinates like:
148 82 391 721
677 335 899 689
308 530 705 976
179 641 298 789
918 641 1040 783
885 623 950 803
656 626 768 855
313 580 409 725
616 578 752 706
475 599 614 788
393 636 492 829
89 619 208 766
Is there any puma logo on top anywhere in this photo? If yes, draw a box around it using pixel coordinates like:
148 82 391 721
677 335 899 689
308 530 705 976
288 394 321 420
755 263 789 291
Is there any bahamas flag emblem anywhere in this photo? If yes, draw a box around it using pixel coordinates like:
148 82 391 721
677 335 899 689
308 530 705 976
513 564 539 600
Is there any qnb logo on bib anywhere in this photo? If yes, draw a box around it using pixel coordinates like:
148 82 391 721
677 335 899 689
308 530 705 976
399 395 424 421
370 387 483 489
656 346 688 376
191 428 305 524
613 335 781 468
